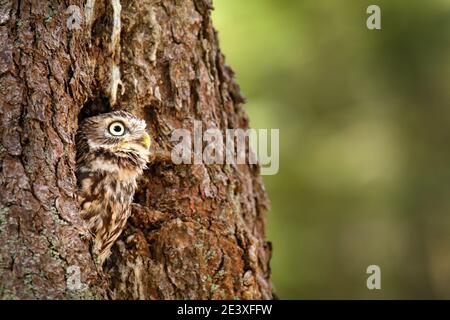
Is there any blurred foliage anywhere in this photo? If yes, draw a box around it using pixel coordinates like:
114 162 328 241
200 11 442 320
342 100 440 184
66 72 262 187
212 0 450 299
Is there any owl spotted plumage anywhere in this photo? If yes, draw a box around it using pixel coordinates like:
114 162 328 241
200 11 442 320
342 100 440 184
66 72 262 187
76 111 151 264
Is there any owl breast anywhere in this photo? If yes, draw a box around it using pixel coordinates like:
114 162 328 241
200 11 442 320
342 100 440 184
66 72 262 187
77 152 143 264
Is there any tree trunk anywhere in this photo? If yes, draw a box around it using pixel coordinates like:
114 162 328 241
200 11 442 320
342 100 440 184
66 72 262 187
0 0 273 300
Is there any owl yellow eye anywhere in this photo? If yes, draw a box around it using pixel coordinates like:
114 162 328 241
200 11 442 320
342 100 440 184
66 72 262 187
108 121 126 136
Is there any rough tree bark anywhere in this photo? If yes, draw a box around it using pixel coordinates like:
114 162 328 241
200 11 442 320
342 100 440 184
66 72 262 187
0 0 273 299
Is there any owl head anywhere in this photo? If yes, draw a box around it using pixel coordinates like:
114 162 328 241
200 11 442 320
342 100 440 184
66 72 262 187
77 111 151 162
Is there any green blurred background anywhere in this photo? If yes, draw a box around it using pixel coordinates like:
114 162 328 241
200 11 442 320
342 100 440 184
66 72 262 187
212 0 450 299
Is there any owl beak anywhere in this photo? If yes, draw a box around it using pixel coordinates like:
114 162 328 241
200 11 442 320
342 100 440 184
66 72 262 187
140 132 151 150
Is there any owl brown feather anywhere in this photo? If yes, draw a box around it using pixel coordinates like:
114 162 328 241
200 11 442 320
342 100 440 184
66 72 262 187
76 111 150 264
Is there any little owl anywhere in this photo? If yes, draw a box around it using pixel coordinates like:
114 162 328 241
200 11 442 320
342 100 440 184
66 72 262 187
76 111 151 264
